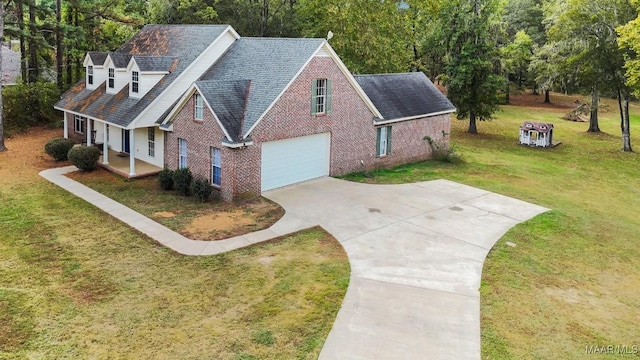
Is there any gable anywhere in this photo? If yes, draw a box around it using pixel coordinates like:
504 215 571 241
56 25 237 128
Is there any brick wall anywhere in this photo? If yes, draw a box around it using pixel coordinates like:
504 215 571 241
165 56 451 201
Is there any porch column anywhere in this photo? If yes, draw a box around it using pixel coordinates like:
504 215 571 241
102 122 109 165
63 113 68 138
86 118 92 145
128 129 136 177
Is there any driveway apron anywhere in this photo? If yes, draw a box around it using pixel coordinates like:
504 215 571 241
264 177 548 360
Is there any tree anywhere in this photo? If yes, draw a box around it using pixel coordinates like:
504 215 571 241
618 0 640 97
441 0 504 134
502 30 535 103
547 0 636 137
298 0 413 74
0 0 6 152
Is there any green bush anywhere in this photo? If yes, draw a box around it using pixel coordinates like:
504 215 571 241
173 167 193 196
158 168 174 190
44 138 75 161
191 177 213 203
68 145 101 171
3 82 61 132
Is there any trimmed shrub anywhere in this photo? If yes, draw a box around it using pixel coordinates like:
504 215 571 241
173 167 193 196
44 138 75 161
68 145 101 171
191 177 213 203
158 168 174 190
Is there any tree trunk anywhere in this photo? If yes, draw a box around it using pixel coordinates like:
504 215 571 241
16 0 27 82
73 10 81 82
0 0 6 152
469 112 478 134
28 3 38 83
588 88 600 132
55 0 62 90
544 89 550 104
619 91 633 152
65 6 72 86
504 75 510 104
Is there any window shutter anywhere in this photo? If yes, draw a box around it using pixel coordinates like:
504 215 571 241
311 80 318 115
386 126 392 155
326 79 333 114
376 127 381 158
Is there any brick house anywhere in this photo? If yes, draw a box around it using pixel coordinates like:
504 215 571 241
55 25 455 201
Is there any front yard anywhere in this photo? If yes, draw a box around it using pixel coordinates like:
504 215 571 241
0 128 349 359
67 169 284 241
344 92 640 359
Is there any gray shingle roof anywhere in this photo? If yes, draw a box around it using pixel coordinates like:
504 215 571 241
196 80 250 141
109 53 132 68
354 72 455 121
199 37 324 139
55 25 230 128
133 56 177 72
88 52 108 66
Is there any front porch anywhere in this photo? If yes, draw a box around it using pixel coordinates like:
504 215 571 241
99 149 162 178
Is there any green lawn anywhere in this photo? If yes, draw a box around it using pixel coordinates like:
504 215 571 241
0 128 349 359
343 93 640 359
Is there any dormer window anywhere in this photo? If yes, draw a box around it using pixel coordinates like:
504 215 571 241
88 66 94 85
132 71 139 93
108 68 115 88
194 93 204 120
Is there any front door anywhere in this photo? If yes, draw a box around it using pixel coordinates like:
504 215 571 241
123 130 130 153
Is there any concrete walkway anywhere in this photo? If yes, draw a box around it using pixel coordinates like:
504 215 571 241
40 167 548 359
39 166 309 255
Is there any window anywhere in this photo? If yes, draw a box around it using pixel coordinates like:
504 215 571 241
132 71 139 93
194 93 204 120
74 115 85 134
211 147 221 186
148 127 155 157
376 126 392 157
108 68 115 88
178 138 187 169
87 65 94 85
311 78 332 115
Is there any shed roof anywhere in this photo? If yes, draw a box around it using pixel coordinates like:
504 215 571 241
354 72 455 121
521 121 553 134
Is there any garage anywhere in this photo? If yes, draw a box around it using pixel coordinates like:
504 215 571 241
261 133 331 191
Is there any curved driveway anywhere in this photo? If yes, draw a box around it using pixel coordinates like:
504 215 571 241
263 177 548 360
41 167 547 359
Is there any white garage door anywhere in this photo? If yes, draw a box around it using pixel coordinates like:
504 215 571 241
261 133 330 191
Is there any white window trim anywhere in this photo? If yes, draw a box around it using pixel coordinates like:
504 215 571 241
211 147 221 187
132 71 139 94
74 115 85 134
108 68 115 89
379 127 388 157
315 79 327 114
148 127 155 157
194 94 204 120
87 65 94 85
178 138 187 169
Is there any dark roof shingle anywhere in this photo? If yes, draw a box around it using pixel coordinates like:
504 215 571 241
354 72 455 121
199 37 323 140
56 25 230 127
196 79 250 141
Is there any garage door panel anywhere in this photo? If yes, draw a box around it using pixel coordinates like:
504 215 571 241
261 133 330 191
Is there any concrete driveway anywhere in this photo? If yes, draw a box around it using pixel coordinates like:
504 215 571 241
264 177 548 360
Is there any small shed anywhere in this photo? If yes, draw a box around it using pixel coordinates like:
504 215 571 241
519 121 554 147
